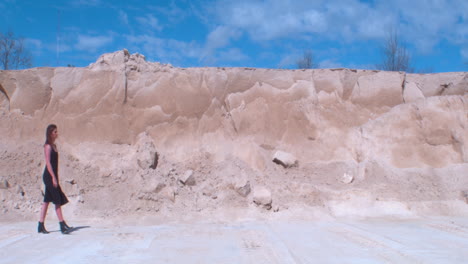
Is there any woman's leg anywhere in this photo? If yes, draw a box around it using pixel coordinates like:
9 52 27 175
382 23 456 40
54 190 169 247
38 202 50 233
55 205 71 234
39 202 49 222
55 204 64 222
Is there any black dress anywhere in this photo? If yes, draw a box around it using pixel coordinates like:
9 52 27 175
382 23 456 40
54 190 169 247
43 145 69 206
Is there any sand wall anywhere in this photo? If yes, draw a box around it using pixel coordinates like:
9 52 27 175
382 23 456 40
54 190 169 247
0 50 467 220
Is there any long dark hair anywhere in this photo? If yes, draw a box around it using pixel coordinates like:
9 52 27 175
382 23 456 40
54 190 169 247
45 124 57 146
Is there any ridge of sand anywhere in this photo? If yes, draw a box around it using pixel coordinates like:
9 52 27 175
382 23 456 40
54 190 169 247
0 50 467 221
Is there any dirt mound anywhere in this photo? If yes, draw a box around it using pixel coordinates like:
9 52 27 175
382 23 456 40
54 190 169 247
1 50 467 221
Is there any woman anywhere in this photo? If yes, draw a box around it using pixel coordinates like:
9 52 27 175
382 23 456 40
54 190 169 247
37 124 72 234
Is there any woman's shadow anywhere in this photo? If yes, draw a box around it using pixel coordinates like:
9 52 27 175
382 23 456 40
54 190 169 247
67 226 90 234
50 225 90 234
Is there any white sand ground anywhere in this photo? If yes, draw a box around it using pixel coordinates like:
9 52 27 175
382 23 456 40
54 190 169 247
1 217 467 264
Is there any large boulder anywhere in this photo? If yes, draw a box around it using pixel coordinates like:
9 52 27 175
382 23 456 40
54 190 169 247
135 132 158 170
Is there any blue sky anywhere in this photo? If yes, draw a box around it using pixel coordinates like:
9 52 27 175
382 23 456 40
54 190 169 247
1 0 467 72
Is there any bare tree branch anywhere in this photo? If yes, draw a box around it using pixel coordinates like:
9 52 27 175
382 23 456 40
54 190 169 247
297 50 316 69
0 31 32 70
376 29 413 72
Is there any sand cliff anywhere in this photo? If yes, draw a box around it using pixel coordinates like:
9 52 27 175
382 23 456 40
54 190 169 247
0 50 467 221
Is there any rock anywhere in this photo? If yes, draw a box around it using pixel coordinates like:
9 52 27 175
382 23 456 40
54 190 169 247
272 151 298 168
154 182 166 193
273 205 280 212
253 186 272 209
403 82 425 103
135 132 157 170
65 179 76 185
461 191 468 204
149 152 159 170
143 182 166 193
160 186 175 202
202 190 212 197
16 185 25 196
179 170 195 186
0 180 9 189
235 178 251 197
341 172 354 184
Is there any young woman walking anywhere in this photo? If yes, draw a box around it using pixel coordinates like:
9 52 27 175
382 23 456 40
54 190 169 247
37 124 72 234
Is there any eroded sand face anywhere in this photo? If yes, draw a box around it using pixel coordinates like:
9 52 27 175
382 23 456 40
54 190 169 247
0 50 467 221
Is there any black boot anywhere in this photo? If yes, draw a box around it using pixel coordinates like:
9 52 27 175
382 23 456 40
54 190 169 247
59 221 70 234
62 221 73 231
38 222 49 234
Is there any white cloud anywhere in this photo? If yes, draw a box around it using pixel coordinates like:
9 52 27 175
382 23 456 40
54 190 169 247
25 38 42 50
24 38 43 57
70 0 101 7
58 43 72 53
211 0 359 41
461 48 468 59
25 37 74 58
136 14 163 31
119 10 128 25
217 48 249 62
318 59 342 69
206 26 241 50
149 2 187 23
277 54 299 68
75 34 113 51
124 34 202 65
202 26 242 61
302 10 327 32
207 0 467 54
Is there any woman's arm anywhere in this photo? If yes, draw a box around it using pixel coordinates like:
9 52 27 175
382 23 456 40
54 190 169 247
44 144 58 188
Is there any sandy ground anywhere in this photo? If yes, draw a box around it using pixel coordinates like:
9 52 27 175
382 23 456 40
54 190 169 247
1 217 467 264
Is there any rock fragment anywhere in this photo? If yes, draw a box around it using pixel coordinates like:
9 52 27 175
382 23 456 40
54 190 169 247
66 179 76 185
0 180 9 189
235 178 251 197
253 186 272 210
135 132 157 169
17 185 25 196
272 151 298 168
143 182 166 193
273 205 280 212
160 186 175 202
154 182 166 193
179 170 195 186
461 191 468 204
341 172 354 184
